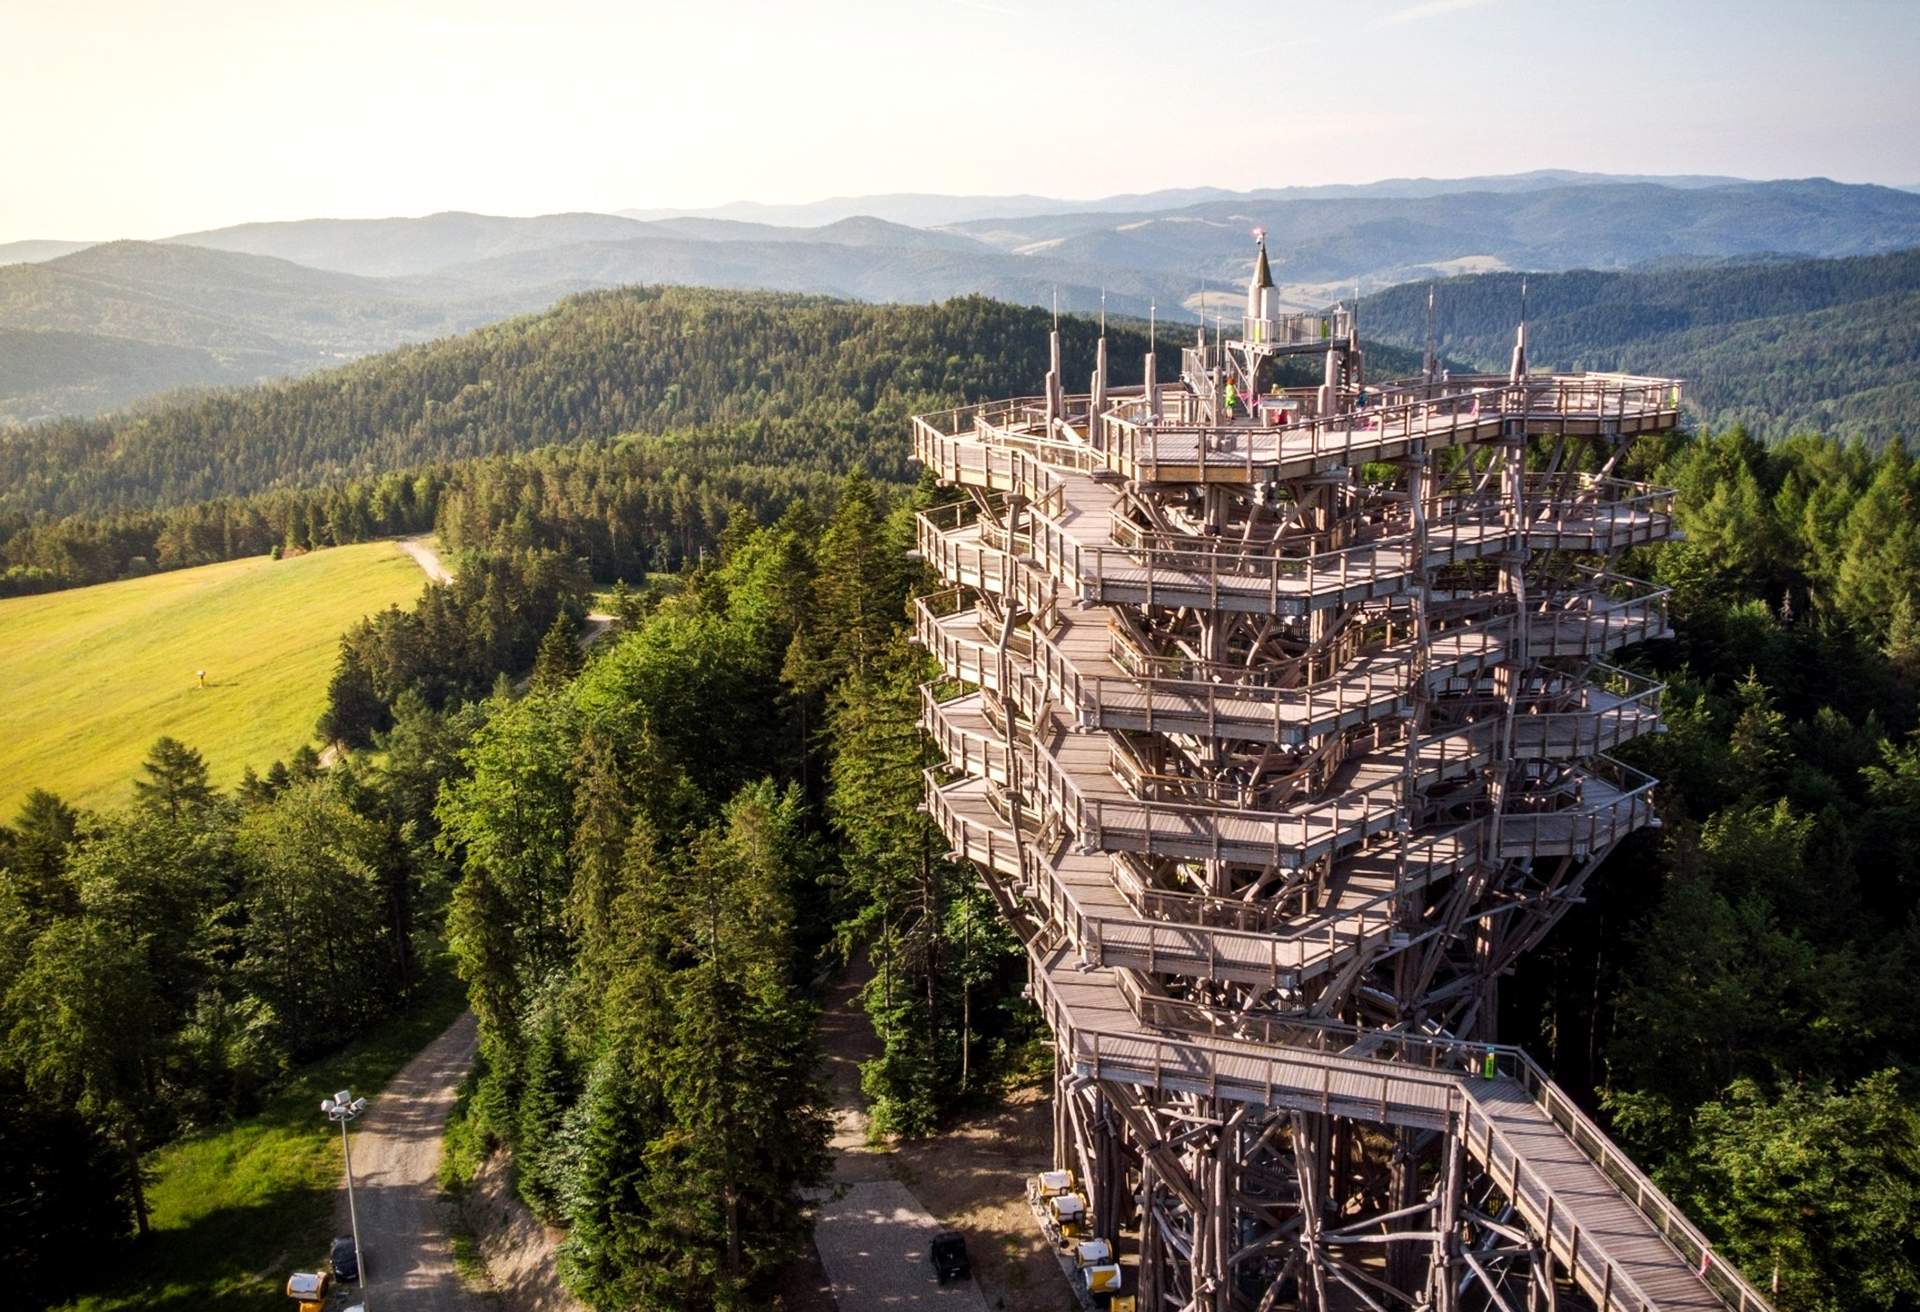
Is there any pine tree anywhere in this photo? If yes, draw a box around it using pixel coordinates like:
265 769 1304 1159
532 613 584 689
131 737 216 819
806 473 907 692
318 647 387 748
516 989 579 1220
559 1040 663 1311
1728 670 1791 799
2 789 80 927
826 639 971 1134
606 782 830 1305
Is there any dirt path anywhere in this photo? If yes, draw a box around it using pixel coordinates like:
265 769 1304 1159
334 1011 486 1312
815 964 1072 1312
460 1152 583 1312
396 534 613 650
398 534 454 584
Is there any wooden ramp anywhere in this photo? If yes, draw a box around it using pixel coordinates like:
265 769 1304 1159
1461 1078 1730 1312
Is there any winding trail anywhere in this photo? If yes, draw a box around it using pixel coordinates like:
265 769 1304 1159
333 1012 486 1312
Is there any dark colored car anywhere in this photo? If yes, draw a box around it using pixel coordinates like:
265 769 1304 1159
930 1230 971 1284
330 1236 360 1282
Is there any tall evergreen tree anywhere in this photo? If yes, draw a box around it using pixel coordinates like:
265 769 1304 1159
532 613 585 689
1 789 81 927
131 737 216 819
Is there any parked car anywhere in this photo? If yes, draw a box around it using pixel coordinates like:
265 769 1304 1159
329 1236 361 1282
930 1230 971 1284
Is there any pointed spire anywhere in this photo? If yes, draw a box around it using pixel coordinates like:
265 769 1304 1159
1510 276 1530 382
1252 235 1273 291
1100 287 1107 336
1424 283 1437 383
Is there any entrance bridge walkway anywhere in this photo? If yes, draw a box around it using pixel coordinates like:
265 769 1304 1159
1032 948 1760 1312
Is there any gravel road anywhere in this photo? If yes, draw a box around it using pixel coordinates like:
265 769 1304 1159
334 1011 484 1312
811 968 989 1312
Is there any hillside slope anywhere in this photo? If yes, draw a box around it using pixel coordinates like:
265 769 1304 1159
0 242 561 422
0 284 1421 523
0 540 428 813
1358 250 1920 442
161 209 658 277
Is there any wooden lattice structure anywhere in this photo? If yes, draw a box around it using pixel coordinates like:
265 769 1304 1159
912 243 1775 1312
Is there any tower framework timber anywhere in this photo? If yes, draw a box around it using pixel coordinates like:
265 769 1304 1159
911 262 1775 1312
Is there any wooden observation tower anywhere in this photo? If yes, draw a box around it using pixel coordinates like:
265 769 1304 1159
912 239 1774 1312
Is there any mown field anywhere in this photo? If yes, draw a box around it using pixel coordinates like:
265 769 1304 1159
0 541 429 815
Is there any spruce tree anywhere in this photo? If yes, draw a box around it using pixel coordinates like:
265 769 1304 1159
131 737 216 819
559 1039 663 1310
532 613 584 689
516 990 579 1220
2 790 80 927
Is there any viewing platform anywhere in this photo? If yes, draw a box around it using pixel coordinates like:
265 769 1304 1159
911 261 1767 1312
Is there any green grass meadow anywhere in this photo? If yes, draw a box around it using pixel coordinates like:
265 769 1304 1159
60 966 468 1312
0 542 429 816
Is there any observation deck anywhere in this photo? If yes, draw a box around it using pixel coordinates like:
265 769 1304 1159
912 316 1772 1312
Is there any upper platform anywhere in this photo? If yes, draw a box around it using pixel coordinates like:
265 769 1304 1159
914 371 1683 489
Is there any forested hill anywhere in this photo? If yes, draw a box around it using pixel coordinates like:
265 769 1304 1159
0 286 1418 522
1358 250 1920 443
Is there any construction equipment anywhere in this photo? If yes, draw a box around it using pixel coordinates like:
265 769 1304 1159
285 1270 330 1310
1031 1167 1074 1199
1075 1237 1124 1294
1047 1191 1087 1241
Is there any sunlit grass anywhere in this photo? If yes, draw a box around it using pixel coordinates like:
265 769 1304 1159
61 965 468 1312
0 542 429 815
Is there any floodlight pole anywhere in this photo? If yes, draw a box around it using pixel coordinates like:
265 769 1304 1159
323 1090 370 1309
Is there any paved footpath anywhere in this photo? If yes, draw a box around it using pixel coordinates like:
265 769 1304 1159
812 969 988 1312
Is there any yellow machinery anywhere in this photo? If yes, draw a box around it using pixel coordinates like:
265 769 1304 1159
285 1271 330 1309
1075 1238 1123 1295
1048 1191 1087 1240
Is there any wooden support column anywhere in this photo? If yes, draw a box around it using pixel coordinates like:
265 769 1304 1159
1432 1124 1463 1312
1138 1153 1163 1312
1053 1046 1070 1174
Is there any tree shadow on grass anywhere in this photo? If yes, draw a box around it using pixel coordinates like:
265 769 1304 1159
69 1180 328 1312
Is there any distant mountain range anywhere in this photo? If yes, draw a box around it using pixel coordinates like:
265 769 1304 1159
0 242 573 421
1 171 1916 424
614 170 1753 229
1358 249 1920 442
0 239 96 266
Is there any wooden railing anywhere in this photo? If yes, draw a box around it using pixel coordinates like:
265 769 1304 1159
1494 1052 1776 1312
1495 756 1659 860
1506 667 1666 759
1045 965 1766 1312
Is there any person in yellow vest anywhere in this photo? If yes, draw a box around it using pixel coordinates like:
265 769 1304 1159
1223 378 1239 420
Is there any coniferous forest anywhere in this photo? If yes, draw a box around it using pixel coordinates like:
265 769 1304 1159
0 286 1916 1311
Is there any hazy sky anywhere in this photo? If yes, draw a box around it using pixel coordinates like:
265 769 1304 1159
3 0 1916 243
